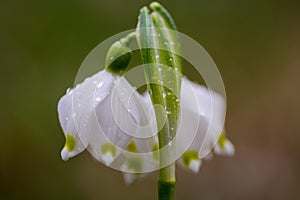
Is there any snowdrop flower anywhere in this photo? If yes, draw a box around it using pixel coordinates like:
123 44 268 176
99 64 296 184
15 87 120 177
58 32 158 166
58 68 159 167
176 78 234 173
58 71 234 183
142 77 235 174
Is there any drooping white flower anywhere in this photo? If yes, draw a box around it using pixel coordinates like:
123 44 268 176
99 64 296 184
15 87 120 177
58 69 234 184
176 78 234 173
142 77 234 174
58 69 157 166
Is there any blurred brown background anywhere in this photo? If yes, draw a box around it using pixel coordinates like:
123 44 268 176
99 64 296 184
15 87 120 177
1 0 300 199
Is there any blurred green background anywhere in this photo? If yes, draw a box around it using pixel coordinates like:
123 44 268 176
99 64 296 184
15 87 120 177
1 0 300 199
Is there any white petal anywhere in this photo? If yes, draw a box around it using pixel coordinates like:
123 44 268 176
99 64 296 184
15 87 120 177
57 90 86 161
214 139 235 156
93 74 151 150
102 153 115 166
178 78 226 158
177 149 202 173
58 70 118 162
87 70 157 167
122 172 140 185
121 162 149 185
189 160 202 173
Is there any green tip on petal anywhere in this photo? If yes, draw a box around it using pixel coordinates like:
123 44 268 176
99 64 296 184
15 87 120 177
218 133 227 149
101 142 116 157
101 142 117 166
182 150 201 173
127 158 143 172
214 134 235 156
152 142 159 161
182 150 199 166
126 140 138 153
64 134 76 152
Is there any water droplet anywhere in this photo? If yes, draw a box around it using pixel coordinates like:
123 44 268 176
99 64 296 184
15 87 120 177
65 117 69 120
162 92 166 98
169 57 173 61
96 97 101 102
166 110 171 115
96 81 103 88
155 55 159 59
66 88 72 94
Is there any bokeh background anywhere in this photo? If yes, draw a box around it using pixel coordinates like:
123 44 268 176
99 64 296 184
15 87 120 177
1 0 300 199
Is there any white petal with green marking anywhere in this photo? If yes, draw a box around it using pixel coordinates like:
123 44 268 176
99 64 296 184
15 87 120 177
214 133 235 156
58 89 87 161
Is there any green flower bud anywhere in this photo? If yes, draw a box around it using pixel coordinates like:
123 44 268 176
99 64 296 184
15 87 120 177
105 33 135 75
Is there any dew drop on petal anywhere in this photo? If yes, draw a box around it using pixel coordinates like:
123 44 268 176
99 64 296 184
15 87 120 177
66 88 72 94
96 81 103 88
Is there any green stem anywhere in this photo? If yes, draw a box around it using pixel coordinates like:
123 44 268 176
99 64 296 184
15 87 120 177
158 179 175 200
137 3 182 200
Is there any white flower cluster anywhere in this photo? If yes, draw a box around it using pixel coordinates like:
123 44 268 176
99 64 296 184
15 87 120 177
58 69 234 184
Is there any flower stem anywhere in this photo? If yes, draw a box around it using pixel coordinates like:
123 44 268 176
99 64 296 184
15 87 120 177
137 3 182 200
158 179 176 200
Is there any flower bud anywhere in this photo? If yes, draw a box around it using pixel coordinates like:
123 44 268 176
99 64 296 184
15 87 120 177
105 33 135 75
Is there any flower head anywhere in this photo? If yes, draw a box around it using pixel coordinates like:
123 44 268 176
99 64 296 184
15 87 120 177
58 69 157 166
